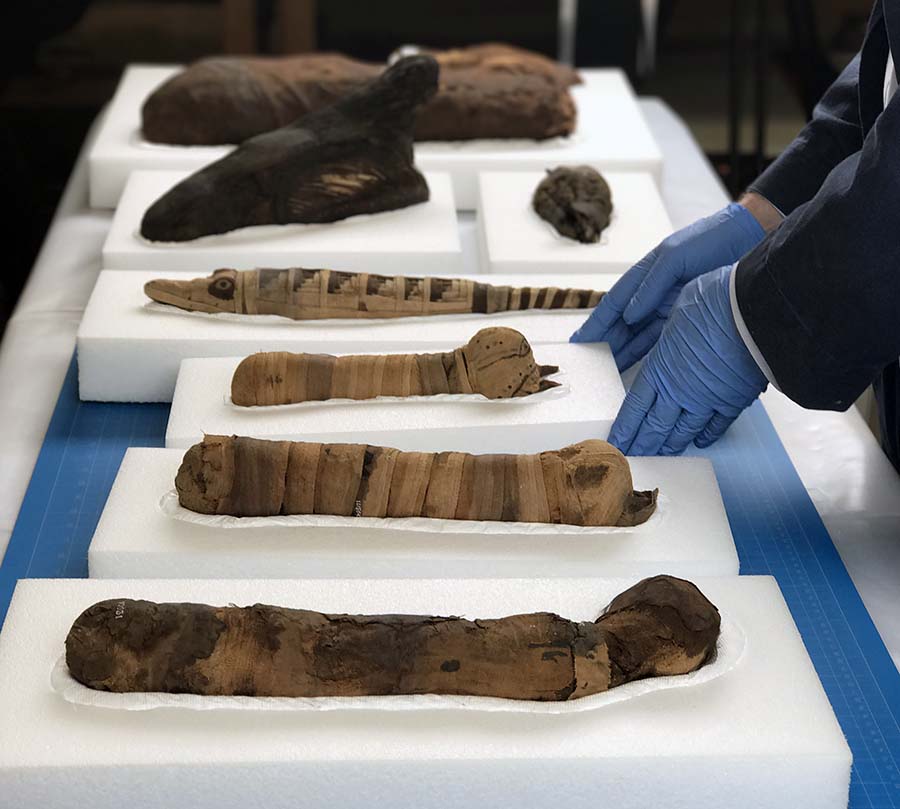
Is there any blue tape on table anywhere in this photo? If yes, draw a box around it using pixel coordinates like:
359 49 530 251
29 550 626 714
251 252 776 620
0 357 169 619
0 354 898 806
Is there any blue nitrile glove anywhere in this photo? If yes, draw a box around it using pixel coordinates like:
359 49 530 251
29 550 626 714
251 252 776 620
570 203 765 372
608 264 768 456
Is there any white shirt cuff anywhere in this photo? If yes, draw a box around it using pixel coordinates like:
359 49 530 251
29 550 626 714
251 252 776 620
729 262 780 390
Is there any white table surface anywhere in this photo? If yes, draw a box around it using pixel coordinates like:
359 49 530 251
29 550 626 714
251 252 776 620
2 97 898 669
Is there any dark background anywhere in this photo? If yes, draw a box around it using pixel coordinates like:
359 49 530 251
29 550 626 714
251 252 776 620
0 0 872 334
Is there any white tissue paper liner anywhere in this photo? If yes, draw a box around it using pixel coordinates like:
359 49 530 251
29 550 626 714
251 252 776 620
143 301 590 327
158 489 666 537
223 370 568 412
50 616 743 715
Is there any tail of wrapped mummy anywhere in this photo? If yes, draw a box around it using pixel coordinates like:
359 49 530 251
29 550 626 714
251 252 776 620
472 282 604 314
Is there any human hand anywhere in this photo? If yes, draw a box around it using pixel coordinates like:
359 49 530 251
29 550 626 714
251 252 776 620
570 202 766 371
608 264 768 456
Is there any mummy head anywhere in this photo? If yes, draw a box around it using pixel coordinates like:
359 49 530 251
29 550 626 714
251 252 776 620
461 327 545 398
144 269 241 314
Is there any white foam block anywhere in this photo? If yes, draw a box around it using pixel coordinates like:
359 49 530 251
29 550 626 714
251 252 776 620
88 448 738 579
165 343 623 452
88 65 663 209
103 170 462 274
478 170 673 274
0 576 849 809
77 270 619 402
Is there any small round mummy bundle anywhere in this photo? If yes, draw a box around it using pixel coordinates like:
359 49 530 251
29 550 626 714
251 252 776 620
532 165 614 243
65 576 721 701
230 327 559 406
175 436 657 527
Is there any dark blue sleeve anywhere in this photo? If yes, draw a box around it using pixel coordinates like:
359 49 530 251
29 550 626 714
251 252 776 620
750 55 863 215
735 85 900 410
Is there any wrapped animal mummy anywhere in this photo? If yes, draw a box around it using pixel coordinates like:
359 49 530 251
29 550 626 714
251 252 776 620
144 268 605 320
142 43 580 146
175 436 658 527
231 327 559 406
533 166 614 243
65 576 721 701
140 55 438 243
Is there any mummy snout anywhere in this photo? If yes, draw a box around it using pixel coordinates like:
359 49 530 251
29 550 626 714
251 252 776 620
144 278 191 307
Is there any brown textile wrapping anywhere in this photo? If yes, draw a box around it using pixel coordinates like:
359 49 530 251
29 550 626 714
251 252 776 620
175 436 657 527
65 576 720 701
139 56 437 243
141 43 580 145
230 327 559 406
532 165 614 243
144 268 605 320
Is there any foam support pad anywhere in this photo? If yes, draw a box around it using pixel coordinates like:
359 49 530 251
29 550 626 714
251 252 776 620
88 448 738 579
165 343 623 452
103 170 463 275
477 170 673 274
0 576 849 809
87 66 664 209
77 270 618 402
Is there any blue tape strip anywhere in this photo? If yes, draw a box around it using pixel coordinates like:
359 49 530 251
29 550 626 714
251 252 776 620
1 356 898 805
687 402 900 807
0 357 168 622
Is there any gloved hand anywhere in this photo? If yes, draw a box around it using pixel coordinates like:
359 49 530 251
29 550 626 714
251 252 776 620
570 202 766 372
608 264 768 456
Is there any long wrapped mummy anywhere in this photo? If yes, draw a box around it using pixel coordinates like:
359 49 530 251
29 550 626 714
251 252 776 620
65 576 721 701
144 268 605 320
230 327 559 406
175 436 657 527
141 43 581 146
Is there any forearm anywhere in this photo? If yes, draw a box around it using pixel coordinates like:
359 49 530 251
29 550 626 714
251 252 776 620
749 54 863 216
737 191 784 233
735 96 900 410
729 194 785 373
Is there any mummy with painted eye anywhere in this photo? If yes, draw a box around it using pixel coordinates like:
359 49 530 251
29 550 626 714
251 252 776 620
208 276 236 299
144 267 605 319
